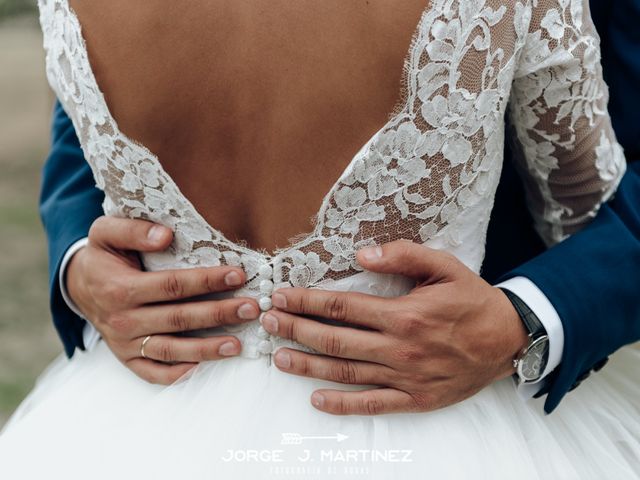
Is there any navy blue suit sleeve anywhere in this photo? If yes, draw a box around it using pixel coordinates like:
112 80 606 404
39 100 104 357
502 161 640 413
591 0 640 160
500 0 640 414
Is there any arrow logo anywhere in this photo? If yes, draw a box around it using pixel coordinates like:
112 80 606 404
281 433 349 445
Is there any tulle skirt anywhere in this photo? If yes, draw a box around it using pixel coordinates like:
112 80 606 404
0 337 639 479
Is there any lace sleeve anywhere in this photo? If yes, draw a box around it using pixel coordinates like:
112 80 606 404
508 0 626 246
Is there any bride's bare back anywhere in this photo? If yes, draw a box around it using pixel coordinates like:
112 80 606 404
69 0 429 252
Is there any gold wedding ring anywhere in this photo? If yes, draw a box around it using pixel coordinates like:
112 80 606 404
140 335 152 359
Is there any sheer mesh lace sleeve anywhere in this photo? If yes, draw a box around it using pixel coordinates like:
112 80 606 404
508 0 626 246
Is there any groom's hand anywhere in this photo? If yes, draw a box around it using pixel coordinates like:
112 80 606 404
66 216 261 384
262 240 529 415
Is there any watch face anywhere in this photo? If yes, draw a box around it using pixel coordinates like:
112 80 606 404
519 336 549 382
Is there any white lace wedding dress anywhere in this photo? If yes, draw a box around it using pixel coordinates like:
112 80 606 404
1 0 639 478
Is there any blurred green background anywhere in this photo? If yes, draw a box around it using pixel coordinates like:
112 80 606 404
0 6 61 428
0 0 35 18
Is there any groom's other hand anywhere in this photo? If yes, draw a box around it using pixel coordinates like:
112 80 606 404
263 239 528 415
66 216 261 384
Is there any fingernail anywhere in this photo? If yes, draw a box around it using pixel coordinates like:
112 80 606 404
274 349 291 368
147 225 166 243
311 392 325 408
237 303 259 320
261 312 278 333
272 292 287 309
360 246 383 261
224 271 243 287
218 341 239 356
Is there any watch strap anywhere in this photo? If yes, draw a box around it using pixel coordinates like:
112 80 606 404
499 288 546 338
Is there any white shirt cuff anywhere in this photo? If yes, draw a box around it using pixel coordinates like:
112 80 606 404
59 237 101 351
495 276 565 400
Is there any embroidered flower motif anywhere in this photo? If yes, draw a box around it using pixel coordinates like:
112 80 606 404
286 251 329 287
326 186 385 235
442 134 473 167
595 131 625 182
541 9 565 40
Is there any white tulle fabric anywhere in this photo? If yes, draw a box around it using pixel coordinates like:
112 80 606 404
1 303 639 479
0 0 638 478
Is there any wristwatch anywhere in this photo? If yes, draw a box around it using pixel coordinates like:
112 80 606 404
499 288 549 385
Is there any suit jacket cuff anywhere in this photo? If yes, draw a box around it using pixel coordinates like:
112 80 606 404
59 238 102 351
59 237 89 320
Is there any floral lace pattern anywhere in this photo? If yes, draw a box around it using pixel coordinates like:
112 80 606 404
37 0 625 355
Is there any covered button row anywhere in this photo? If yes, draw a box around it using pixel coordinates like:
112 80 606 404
258 263 274 312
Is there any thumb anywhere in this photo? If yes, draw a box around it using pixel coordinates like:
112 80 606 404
355 239 462 283
88 216 173 252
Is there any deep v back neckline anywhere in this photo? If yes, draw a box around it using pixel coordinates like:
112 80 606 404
61 0 431 260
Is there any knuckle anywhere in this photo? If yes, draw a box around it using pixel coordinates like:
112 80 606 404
405 369 429 386
287 320 300 343
101 280 132 306
298 356 313 376
293 292 309 314
207 304 226 326
439 251 456 263
87 216 108 241
324 295 349 321
157 341 176 363
410 392 436 412
397 240 415 259
361 394 384 415
401 317 425 337
196 343 212 361
393 344 426 363
198 270 218 293
435 251 459 278
392 312 423 337
168 307 190 331
113 338 133 357
106 312 131 334
320 331 343 357
162 272 185 299
334 396 349 415
333 361 359 384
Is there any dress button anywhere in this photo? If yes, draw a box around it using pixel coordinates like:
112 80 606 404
260 279 274 295
259 264 273 279
259 296 273 311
